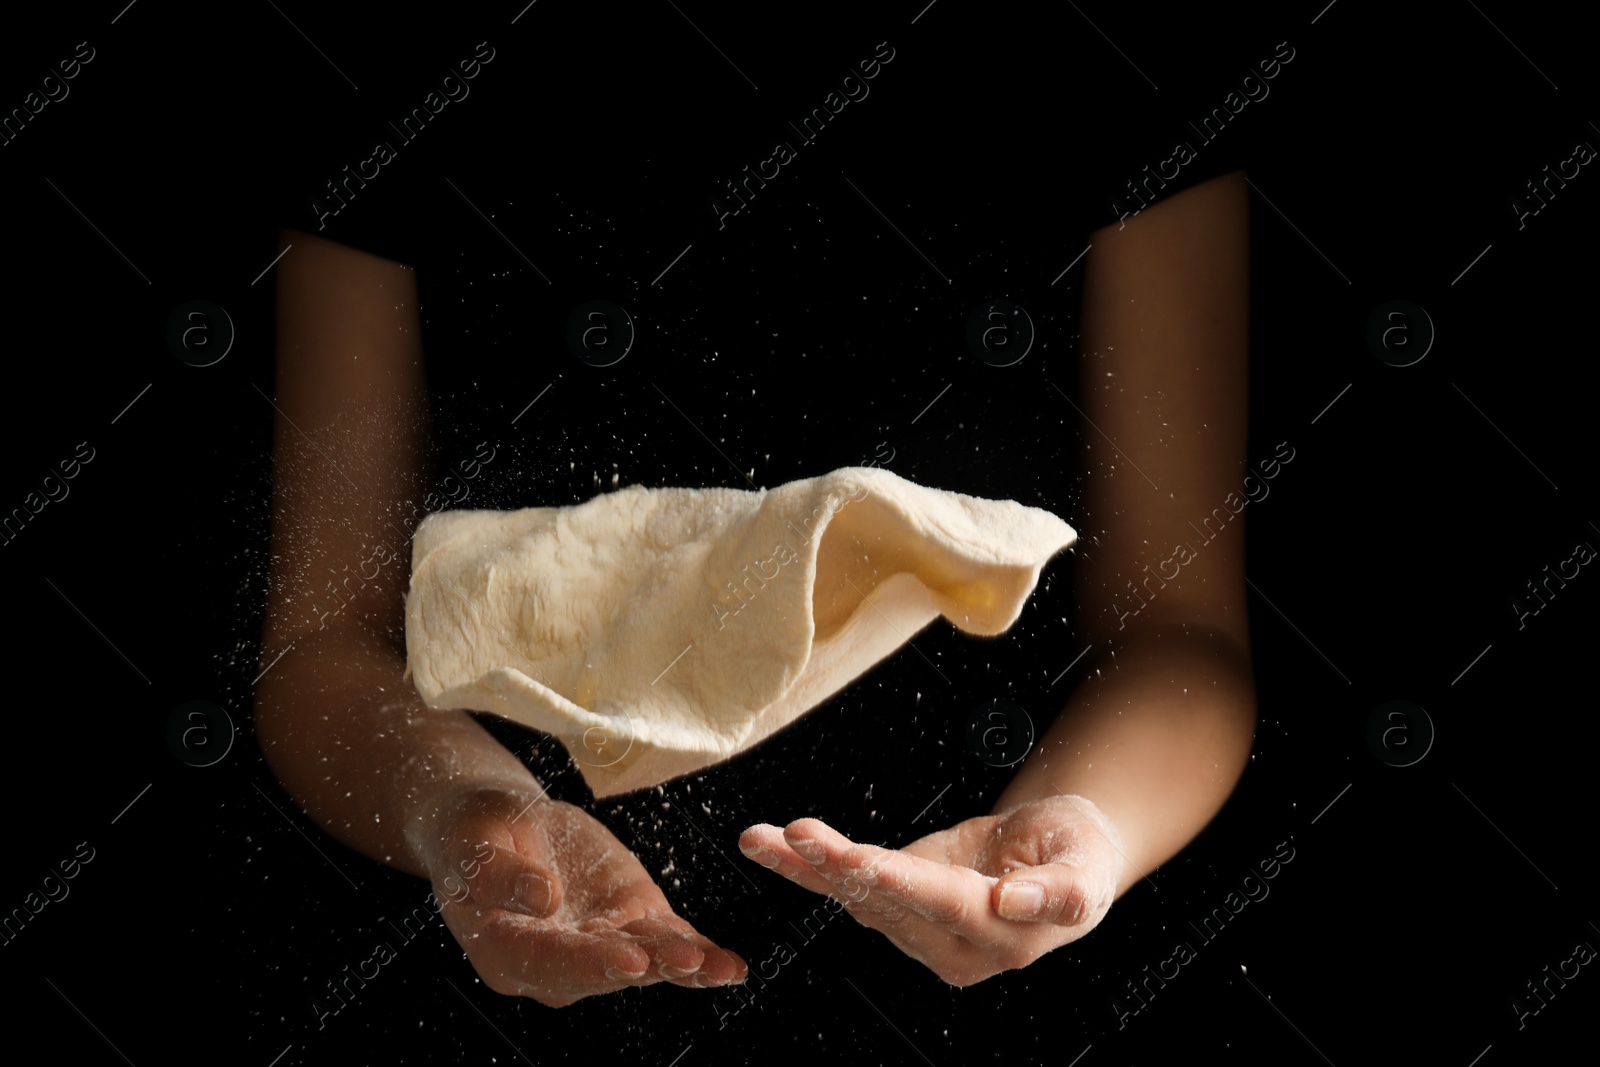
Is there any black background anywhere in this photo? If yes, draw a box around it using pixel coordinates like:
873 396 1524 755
2 2 1597 1064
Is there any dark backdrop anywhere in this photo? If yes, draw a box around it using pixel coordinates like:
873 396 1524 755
1 2 1595 1064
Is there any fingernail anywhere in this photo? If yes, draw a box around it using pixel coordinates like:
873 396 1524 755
606 965 648 981
740 844 781 868
789 838 826 865
998 881 1044 920
661 963 699 979
515 873 552 913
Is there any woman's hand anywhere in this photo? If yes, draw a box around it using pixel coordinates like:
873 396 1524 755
419 787 748 1008
738 794 1124 987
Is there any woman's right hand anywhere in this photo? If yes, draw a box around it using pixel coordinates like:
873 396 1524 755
417 787 748 1008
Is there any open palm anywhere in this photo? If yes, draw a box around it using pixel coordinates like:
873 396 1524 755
426 788 747 1007
739 795 1124 986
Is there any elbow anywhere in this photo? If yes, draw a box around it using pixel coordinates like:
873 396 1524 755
250 625 316 788
251 668 293 779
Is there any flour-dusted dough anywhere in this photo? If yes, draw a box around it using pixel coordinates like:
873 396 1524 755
403 466 1075 797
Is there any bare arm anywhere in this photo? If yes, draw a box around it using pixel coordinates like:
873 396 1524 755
736 171 1258 986
995 169 1258 895
255 231 745 1002
255 229 541 878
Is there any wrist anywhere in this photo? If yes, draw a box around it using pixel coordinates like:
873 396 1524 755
402 778 549 876
1054 793 1126 859
994 789 1124 845
1069 793 1129 884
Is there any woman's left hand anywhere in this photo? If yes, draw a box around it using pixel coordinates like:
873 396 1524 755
738 794 1126 987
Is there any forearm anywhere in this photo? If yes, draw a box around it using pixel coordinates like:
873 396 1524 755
1010 172 1256 898
254 623 545 880
993 621 1256 897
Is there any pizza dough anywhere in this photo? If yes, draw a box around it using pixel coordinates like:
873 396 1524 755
403 466 1075 797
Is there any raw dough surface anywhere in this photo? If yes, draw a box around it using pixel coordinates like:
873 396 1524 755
403 466 1075 797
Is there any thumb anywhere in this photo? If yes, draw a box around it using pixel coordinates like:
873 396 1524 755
429 814 563 918
446 844 563 917
993 865 1100 926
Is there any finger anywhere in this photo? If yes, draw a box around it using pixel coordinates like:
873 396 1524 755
574 878 724 986
782 819 992 933
687 945 748 988
777 817 879 888
993 864 1106 926
624 916 748 989
461 848 562 917
741 824 931 946
624 914 749 988
679 930 748 988
616 914 709 982
842 846 995 932
739 824 841 899
474 915 659 997
755 823 993 975
431 805 544 910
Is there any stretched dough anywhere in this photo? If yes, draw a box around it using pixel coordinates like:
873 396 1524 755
403 466 1075 797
